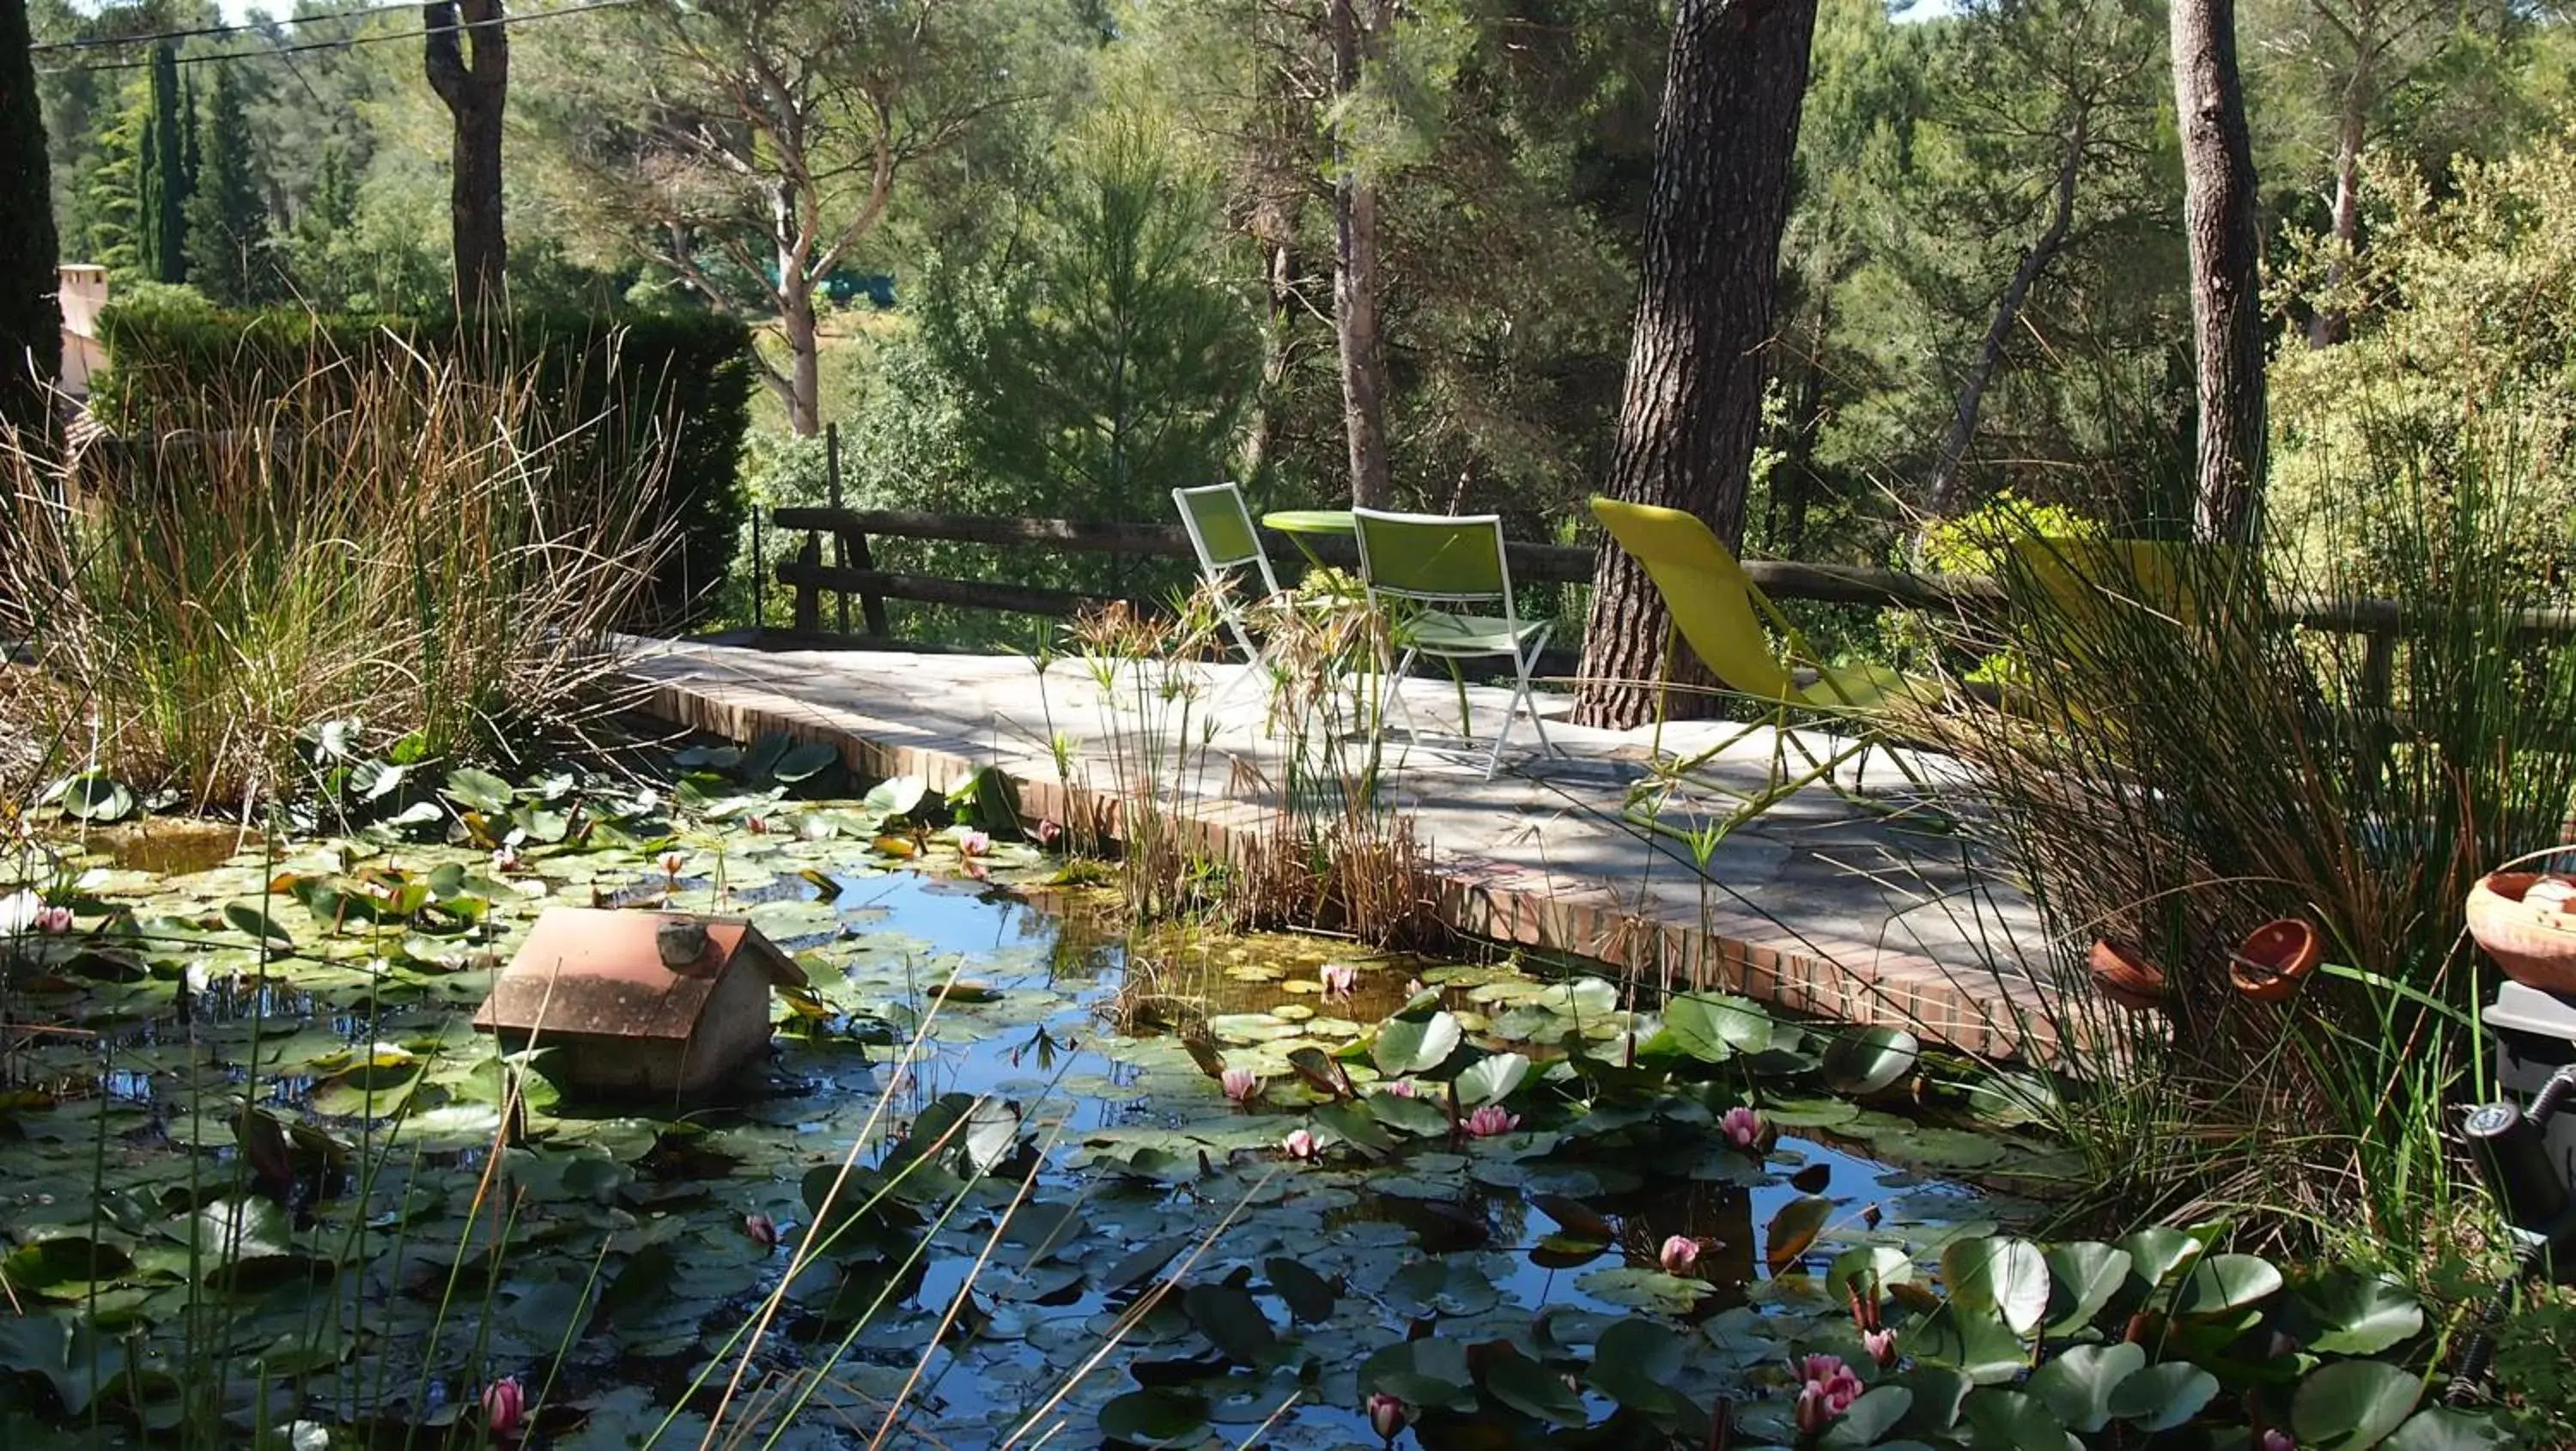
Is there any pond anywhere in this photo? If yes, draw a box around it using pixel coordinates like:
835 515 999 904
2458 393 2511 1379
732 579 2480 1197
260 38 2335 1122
0 763 2066 1449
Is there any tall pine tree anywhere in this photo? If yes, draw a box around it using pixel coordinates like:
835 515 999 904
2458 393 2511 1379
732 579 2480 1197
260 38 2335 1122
184 64 271 305
136 44 189 284
0 0 62 430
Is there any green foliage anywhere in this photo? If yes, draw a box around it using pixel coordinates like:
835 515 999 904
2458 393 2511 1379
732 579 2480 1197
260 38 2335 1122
95 299 756 627
135 43 186 285
178 62 272 306
920 107 1261 522
0 0 60 431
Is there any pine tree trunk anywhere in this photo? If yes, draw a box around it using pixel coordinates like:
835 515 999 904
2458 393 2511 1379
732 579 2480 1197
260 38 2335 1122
2170 0 2266 543
0 0 59 433
781 277 821 437
426 0 508 313
2307 66 2366 349
1926 111 2086 519
1328 0 1394 509
1571 0 1821 730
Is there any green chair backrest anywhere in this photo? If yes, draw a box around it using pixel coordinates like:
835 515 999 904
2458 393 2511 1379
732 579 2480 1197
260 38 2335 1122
1589 497 1798 701
1173 483 1266 572
1352 509 1510 604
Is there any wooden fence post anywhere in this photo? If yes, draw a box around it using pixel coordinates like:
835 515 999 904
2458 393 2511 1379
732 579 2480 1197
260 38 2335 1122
826 423 849 637
793 533 821 633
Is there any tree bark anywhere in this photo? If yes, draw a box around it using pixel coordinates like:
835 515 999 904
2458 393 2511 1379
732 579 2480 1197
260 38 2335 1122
2306 61 2367 349
1926 110 2087 519
2170 0 2266 543
1328 0 1394 509
424 0 507 312
1571 0 1821 729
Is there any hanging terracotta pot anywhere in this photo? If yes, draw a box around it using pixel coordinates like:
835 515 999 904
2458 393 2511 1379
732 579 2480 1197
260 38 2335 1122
2466 871 2576 994
2230 919 2322 1002
2087 939 2166 1009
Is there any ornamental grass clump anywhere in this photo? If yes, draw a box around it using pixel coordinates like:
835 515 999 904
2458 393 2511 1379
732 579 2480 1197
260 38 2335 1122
0 343 665 808
1900 421 2576 1267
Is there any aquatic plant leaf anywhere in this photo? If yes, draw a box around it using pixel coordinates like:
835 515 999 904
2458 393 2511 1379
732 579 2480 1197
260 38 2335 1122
1911 1303 2028 1384
860 774 929 818
2107 1361 2219 1432
1586 1317 1689 1416
1262 1256 1336 1323
349 759 406 801
1962 1388 2068 1447
2174 1254 2282 1318
2042 1242 2132 1335
1102 1235 1190 1297
1365 1091 1450 1138
1370 1011 1462 1076
2288 1269 2423 1355
2119 1226 2205 1296
1482 1345 1589 1425
1899 1365 1973 1432
1359 1337 1477 1411
1764 1194 1834 1275
1821 1026 1920 1096
1576 1266 1705 1313
771 742 841 785
2291 1360 2422 1449
1 1236 135 1292
1662 993 1772 1062
1312 1101 1400 1157
1820 1386 1915 1448
1095 1387 1208 1448
1943 1236 2050 1336
222 902 293 950
1181 1283 1276 1364
57 772 137 823
1530 1193 1617 1242
2026 1342 2143 1433
441 767 515 814
1826 1244 1918 1299
2381 1408 2511 1451
1284 1047 1350 1098
1453 1051 1529 1107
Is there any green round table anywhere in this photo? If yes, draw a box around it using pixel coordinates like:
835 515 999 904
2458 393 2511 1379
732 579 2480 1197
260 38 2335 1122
1261 508 1356 567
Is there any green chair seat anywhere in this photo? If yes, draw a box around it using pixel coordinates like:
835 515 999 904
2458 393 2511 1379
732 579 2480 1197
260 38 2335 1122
1400 610 1549 657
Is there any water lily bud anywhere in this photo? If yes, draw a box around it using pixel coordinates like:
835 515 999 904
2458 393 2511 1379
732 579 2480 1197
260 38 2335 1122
657 851 688 879
1863 1327 1899 1367
1463 1104 1520 1138
1719 1106 1763 1151
1657 1235 1699 1274
2260 1431 2294 1451
1794 1383 1829 1435
958 829 992 857
32 905 73 934
1383 1078 1420 1098
490 845 521 874
744 1212 779 1248
1221 1067 1261 1104
1366 1392 1406 1442
482 1376 525 1440
1283 1128 1319 1161
1320 963 1358 1001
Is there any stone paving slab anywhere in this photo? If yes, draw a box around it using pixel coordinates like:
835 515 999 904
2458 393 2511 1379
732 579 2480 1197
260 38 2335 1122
617 640 2063 1058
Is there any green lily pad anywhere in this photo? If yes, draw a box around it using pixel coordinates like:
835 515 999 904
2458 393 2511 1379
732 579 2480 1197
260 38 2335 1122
2292 1360 2421 1450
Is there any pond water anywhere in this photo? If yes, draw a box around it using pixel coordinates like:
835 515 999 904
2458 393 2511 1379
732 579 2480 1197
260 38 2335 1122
0 781 2059 1449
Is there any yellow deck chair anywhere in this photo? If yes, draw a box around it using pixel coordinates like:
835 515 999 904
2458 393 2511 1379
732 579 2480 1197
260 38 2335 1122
1591 497 1935 826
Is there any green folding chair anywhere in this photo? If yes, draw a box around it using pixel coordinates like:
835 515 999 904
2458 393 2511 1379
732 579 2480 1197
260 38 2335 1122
1351 508 1562 779
1172 483 1285 687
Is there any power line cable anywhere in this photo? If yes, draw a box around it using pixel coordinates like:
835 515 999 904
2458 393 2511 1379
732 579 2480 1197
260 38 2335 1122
32 0 641 75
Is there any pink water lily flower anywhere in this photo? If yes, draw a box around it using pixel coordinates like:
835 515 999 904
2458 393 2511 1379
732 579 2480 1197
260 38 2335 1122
1035 817 1064 847
657 850 689 880
1320 963 1358 1001
2261 1432 2294 1451
482 1375 525 1440
1658 1235 1700 1274
744 814 773 835
1463 1104 1519 1138
1863 1327 1899 1367
1283 1127 1320 1161
744 1212 779 1248
1222 1067 1261 1104
32 904 73 934
490 844 522 874
1366 1391 1407 1442
1792 1353 1862 1432
958 829 992 857
1720 1105 1764 1150
1382 1078 1420 1099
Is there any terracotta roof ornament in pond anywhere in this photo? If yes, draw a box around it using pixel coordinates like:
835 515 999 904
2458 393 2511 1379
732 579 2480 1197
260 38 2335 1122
471 908 809 1102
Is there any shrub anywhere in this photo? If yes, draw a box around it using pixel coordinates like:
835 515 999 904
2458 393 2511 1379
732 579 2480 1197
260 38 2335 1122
92 300 756 628
0 347 663 804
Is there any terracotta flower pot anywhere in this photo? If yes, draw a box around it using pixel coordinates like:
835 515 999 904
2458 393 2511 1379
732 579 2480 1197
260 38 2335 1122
2088 939 2166 1009
2230 919 2321 1003
2466 871 2576 994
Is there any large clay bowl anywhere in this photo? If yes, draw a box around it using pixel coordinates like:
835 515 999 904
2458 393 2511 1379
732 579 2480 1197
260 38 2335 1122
2087 939 2166 1009
2230 918 2322 1003
2467 872 2576 994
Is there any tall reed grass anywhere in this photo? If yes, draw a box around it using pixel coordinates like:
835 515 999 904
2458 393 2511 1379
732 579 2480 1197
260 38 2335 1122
1899 422 2576 1266
0 343 665 808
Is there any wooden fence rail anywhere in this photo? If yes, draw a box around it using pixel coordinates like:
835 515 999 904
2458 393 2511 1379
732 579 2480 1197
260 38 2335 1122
764 505 2576 659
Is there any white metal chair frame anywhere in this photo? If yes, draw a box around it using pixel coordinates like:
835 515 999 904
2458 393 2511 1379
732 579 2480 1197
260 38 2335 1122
1351 507 1562 780
1171 483 1285 694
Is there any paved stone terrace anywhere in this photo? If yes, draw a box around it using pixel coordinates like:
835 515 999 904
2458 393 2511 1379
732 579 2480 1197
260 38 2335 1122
618 641 2063 1058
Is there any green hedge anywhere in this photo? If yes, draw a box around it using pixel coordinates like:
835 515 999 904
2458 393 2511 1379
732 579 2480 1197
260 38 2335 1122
94 299 756 628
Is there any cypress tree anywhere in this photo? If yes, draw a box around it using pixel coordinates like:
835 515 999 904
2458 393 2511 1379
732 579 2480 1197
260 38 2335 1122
137 45 188 283
184 64 271 306
0 0 62 430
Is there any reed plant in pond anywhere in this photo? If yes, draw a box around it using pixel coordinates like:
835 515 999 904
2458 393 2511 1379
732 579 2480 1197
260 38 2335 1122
1895 422 2576 1266
0 343 665 809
